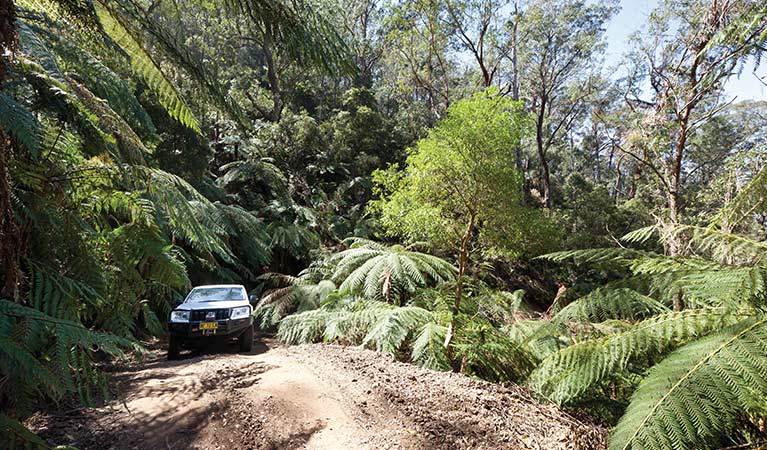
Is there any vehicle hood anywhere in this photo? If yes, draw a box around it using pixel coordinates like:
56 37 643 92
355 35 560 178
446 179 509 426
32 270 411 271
175 300 250 310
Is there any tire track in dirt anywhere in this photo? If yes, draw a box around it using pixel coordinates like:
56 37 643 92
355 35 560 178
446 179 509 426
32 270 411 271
27 338 605 450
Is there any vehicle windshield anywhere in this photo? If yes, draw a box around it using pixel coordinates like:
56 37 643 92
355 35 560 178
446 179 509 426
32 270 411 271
185 287 244 303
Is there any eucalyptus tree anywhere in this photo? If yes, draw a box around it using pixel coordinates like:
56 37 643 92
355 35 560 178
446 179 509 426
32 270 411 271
444 0 508 89
517 0 617 208
618 0 767 257
382 0 457 123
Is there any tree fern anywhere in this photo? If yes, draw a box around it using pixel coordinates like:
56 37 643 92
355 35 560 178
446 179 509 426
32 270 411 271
0 92 40 155
528 307 754 405
254 273 336 327
222 0 354 75
411 322 450 370
361 305 435 354
28 20 156 137
610 318 767 450
0 299 137 414
551 288 669 324
93 1 199 131
276 308 335 345
327 238 456 302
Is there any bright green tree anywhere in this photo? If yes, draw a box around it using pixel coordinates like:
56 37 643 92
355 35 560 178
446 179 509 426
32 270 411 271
370 88 553 352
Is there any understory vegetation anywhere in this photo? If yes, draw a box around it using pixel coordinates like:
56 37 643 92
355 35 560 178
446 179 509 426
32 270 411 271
1 0 767 449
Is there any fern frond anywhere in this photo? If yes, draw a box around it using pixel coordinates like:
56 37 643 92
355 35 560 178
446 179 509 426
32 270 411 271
109 0 249 129
328 240 456 302
552 288 669 324
528 307 755 405
223 0 354 75
610 317 767 450
411 322 450 370
276 309 334 344
0 412 48 450
362 305 435 354
0 91 40 155
454 320 538 382
621 225 659 244
26 20 156 137
539 248 658 265
255 277 335 328
94 1 199 131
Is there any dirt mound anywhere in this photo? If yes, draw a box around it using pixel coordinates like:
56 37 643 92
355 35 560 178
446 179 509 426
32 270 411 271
291 344 606 450
27 339 605 450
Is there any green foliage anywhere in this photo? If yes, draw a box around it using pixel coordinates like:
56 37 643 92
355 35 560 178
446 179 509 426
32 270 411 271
610 319 767 450
0 92 40 155
325 238 456 303
537 225 767 449
254 273 336 327
0 300 137 449
551 288 669 324
276 279 540 379
94 2 199 131
370 88 549 258
411 322 450 370
529 307 751 405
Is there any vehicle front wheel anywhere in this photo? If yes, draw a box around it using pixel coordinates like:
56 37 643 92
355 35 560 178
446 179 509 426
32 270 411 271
239 325 254 353
168 335 181 360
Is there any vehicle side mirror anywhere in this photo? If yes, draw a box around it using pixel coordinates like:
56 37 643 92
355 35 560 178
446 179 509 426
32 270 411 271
173 297 184 307
249 294 258 306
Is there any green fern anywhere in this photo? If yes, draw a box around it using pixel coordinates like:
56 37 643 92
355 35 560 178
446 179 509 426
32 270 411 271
411 322 450 370
362 305 435 354
551 288 669 324
254 274 336 327
276 308 335 345
0 92 40 155
93 1 199 132
327 238 456 302
610 318 767 450
528 307 754 405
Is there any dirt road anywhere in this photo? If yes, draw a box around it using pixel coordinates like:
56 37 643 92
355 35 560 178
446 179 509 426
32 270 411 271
28 337 605 450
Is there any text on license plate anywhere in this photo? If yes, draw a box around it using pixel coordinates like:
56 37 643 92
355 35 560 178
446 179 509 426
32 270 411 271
200 322 218 330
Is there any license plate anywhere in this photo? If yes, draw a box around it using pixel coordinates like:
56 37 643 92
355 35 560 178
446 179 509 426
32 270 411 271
200 322 218 330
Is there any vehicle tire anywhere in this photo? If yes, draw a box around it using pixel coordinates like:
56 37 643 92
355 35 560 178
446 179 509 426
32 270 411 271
168 335 181 360
239 325 254 353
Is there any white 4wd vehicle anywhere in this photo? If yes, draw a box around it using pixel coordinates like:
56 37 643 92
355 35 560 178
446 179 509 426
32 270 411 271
167 284 254 360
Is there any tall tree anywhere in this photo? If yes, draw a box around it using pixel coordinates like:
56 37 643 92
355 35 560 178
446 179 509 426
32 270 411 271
518 0 617 208
620 0 767 257
445 0 508 89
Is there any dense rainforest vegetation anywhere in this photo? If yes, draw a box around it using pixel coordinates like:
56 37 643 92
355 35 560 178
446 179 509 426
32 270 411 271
1 0 767 448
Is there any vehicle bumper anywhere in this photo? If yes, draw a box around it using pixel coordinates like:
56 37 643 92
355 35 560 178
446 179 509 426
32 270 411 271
168 317 252 341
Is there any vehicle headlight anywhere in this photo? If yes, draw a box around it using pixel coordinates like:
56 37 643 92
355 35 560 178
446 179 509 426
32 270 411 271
170 310 190 323
230 306 251 320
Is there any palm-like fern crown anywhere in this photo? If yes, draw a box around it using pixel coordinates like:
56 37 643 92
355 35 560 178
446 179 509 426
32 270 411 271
253 272 336 328
325 238 457 303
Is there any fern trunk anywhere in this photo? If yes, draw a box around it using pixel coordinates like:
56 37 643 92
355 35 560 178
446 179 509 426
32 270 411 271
0 130 23 302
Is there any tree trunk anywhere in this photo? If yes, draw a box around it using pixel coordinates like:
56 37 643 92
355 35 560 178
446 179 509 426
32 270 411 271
262 29 282 122
535 101 552 208
510 3 523 173
444 212 475 369
0 130 22 302
0 0 21 302
0 0 15 83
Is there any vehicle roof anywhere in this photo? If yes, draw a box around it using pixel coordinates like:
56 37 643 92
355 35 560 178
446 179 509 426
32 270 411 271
190 284 246 289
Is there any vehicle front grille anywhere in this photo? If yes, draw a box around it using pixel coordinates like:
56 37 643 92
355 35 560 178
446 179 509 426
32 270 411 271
190 309 230 321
